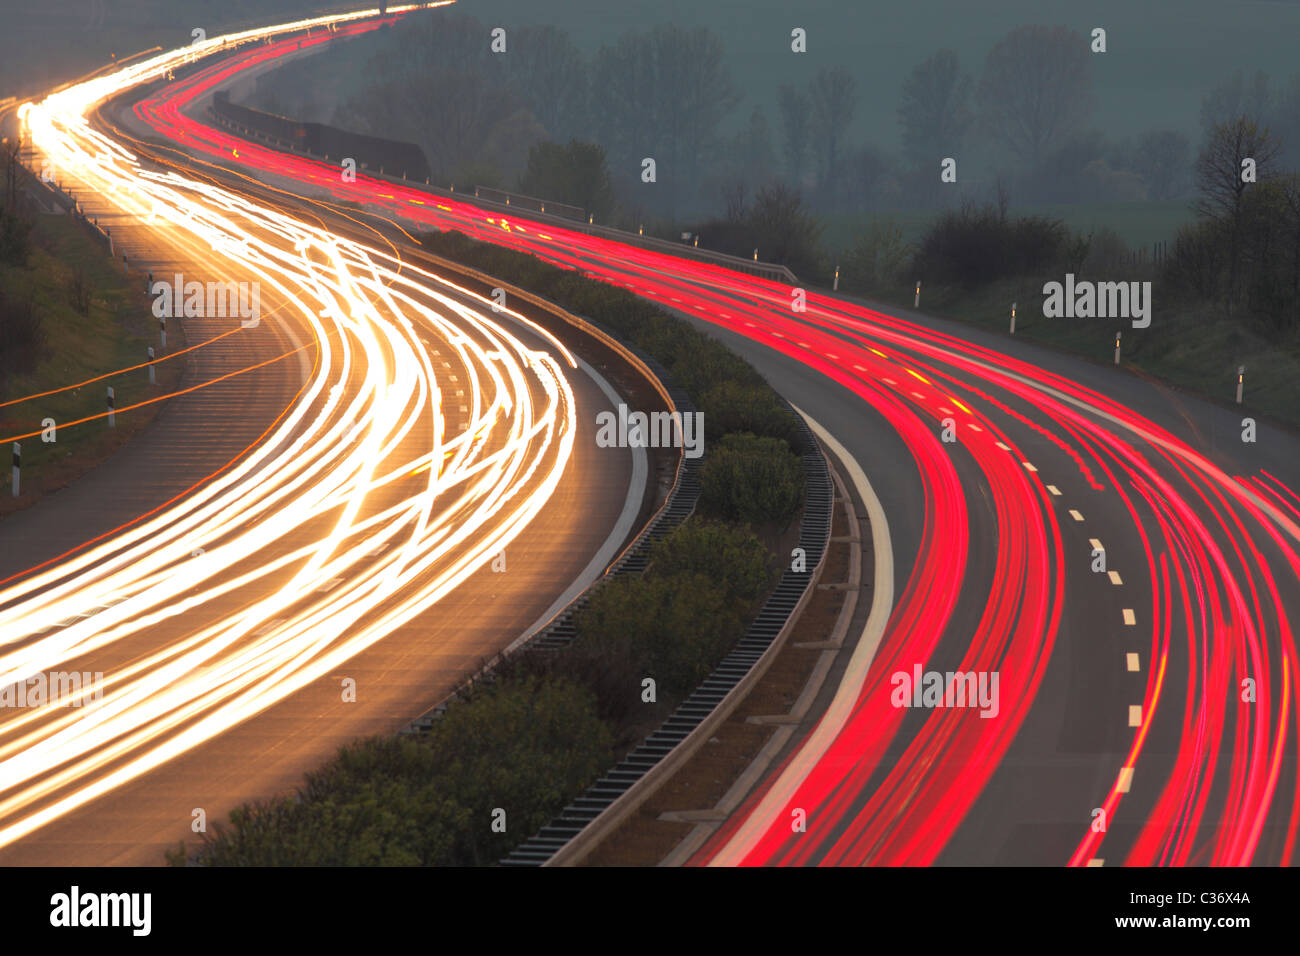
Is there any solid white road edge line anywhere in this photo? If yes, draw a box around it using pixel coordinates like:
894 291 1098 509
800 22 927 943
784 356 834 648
708 402 895 866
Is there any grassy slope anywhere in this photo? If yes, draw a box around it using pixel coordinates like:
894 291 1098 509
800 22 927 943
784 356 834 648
860 273 1300 429
0 213 184 516
824 199 1197 256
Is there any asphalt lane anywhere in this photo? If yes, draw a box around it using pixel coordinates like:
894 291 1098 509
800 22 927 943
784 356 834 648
0 183 643 866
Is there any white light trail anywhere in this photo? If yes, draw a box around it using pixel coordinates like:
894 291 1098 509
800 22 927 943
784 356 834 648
0 6 577 849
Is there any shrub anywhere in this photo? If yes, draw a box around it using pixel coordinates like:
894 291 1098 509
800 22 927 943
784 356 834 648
697 379 800 447
912 201 1067 287
576 573 743 696
650 517 775 614
0 289 45 379
193 676 610 866
699 432 804 525
0 209 32 266
841 217 912 294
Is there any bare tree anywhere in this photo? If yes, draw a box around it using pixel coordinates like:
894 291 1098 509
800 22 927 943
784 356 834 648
1133 129 1190 200
1200 69 1273 134
1195 117 1281 315
722 181 747 222
747 181 824 273
808 67 857 203
506 25 588 142
977 26 1093 168
898 49 972 161
778 85 811 185
592 25 740 219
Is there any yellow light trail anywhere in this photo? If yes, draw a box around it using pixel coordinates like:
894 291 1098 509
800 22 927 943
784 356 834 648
0 4 578 849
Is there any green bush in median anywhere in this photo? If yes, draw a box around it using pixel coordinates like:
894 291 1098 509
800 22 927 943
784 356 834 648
699 432 804 525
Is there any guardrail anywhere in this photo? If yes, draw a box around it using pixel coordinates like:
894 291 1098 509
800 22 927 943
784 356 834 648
472 185 585 222
502 401 833 866
15 160 115 252
451 180 800 285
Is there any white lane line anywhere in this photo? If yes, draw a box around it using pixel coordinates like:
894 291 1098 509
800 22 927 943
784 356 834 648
1109 571 1124 585
1047 484 1061 496
1089 538 1104 550
1087 859 1105 867
708 404 895 867
1117 767 1134 792
1123 608 1136 626
1126 652 1140 672
1129 704 1143 727
995 441 1011 450
1069 509 1085 522
1022 461 1038 472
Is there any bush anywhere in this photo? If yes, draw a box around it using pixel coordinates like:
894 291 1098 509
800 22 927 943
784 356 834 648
0 209 32 266
192 675 610 866
650 517 776 614
576 572 743 696
697 379 800 447
699 432 804 525
667 338 765 397
1164 219 1225 302
841 217 912 294
0 289 45 379
912 201 1068 288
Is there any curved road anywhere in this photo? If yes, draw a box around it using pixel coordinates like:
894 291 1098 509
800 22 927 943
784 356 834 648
18 6 1300 866
0 13 644 866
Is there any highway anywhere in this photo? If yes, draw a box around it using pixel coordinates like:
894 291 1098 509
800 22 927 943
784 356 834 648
131 8 1300 866
0 6 644 865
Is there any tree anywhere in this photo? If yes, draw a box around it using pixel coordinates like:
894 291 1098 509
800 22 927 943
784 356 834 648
505 25 588 142
1200 69 1273 134
746 181 824 274
808 67 857 204
1195 117 1281 316
845 145 892 212
591 25 740 220
1132 129 1191 201
335 12 537 181
778 84 811 184
977 26 1093 168
898 49 972 162
517 139 615 220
